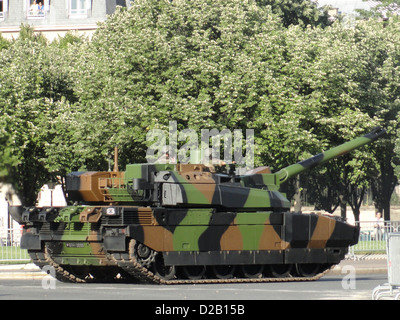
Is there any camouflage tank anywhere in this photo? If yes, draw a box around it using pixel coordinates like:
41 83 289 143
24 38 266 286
10 128 385 284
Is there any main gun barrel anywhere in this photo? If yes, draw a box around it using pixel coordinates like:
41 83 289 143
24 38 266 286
275 127 386 184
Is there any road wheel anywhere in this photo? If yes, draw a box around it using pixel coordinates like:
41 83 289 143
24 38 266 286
180 266 206 280
296 263 321 277
152 254 176 281
269 264 292 278
240 265 264 278
212 265 236 279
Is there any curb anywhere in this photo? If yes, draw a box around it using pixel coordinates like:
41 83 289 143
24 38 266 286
328 266 387 275
0 271 47 280
0 263 47 280
328 257 388 275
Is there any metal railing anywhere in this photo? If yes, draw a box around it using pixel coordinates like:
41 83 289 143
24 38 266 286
349 220 400 256
0 228 30 263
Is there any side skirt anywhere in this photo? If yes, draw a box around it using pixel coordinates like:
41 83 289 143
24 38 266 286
162 248 347 266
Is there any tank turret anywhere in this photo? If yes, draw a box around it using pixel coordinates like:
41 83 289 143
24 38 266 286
13 128 385 284
64 127 386 211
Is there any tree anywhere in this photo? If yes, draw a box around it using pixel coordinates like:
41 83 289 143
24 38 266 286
260 21 381 218
0 25 79 205
351 19 400 220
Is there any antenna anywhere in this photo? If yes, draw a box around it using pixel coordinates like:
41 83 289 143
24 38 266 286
113 146 119 172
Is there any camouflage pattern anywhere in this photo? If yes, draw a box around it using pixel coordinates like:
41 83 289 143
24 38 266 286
11 128 385 282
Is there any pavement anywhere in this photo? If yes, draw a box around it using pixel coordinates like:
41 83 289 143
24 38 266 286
0 255 389 280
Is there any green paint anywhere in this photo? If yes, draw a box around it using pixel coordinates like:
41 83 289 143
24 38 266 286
173 172 213 205
236 211 271 250
57 242 104 266
54 206 80 222
235 211 272 225
106 187 132 201
243 189 271 208
173 209 212 251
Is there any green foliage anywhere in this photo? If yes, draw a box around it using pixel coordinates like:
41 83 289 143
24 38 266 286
0 33 10 51
18 23 47 45
51 31 85 49
256 0 331 27
0 25 79 204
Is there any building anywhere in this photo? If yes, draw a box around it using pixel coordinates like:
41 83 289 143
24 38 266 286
0 0 130 40
0 183 21 238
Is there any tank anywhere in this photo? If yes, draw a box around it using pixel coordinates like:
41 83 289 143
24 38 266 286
10 128 386 284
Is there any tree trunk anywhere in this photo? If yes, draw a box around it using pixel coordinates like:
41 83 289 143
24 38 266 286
372 153 397 221
353 208 361 223
339 195 347 220
348 186 365 224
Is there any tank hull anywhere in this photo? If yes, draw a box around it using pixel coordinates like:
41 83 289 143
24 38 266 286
20 205 358 283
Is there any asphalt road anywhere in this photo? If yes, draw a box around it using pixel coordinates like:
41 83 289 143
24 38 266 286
0 273 387 301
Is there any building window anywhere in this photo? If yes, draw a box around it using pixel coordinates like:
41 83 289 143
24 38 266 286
70 0 91 18
27 0 48 19
0 0 6 20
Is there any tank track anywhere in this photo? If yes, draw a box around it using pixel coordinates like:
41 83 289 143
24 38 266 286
109 240 333 285
29 248 133 283
29 240 333 284
29 249 87 283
